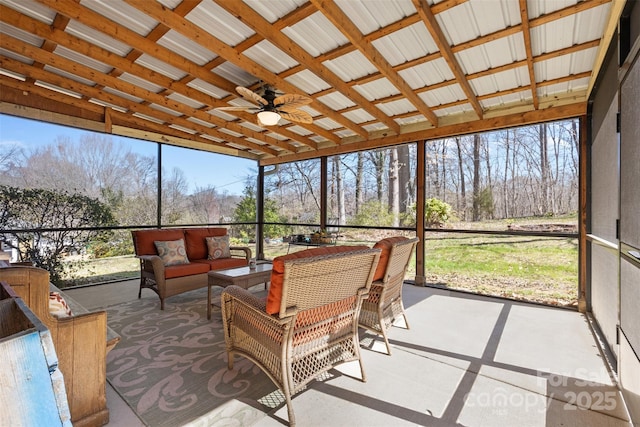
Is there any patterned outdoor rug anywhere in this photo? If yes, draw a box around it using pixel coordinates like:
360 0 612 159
105 287 274 427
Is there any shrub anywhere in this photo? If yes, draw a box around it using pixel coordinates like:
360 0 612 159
425 198 453 227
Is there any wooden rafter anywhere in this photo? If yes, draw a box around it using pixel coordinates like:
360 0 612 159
310 0 439 127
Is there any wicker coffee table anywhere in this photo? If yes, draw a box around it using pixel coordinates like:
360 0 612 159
207 262 272 319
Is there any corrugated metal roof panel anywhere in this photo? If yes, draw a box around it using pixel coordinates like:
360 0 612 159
89 98 127 113
213 62 257 87
312 117 341 131
420 84 466 107
335 0 416 35
149 103 181 117
287 125 314 136
186 1 254 47
377 99 417 116
118 72 163 93
527 0 578 20
363 122 389 132
317 92 357 110
167 92 205 110
169 124 197 135
79 0 157 37
135 54 187 81
323 50 378 81
373 23 438 66
35 80 81 98
102 86 144 104
65 20 131 56
471 67 530 97
284 69 332 94
132 112 165 124
187 117 215 129
187 78 231 99
343 109 375 124
354 78 400 101
244 0 307 24
283 12 349 57
53 45 113 74
43 64 96 86
2 0 56 24
456 33 525 75
0 68 26 81
243 41 299 74
480 89 531 109
157 31 217 66
399 58 456 89
434 103 473 117
395 114 427 126
0 22 44 47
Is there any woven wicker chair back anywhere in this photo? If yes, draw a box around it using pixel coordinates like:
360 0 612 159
278 248 381 317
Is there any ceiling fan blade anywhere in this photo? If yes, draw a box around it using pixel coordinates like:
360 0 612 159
278 109 313 124
274 93 312 109
236 86 267 106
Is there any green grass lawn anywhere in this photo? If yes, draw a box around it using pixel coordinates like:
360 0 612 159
59 228 579 307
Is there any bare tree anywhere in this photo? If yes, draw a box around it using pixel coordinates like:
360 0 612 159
388 148 400 227
455 137 466 220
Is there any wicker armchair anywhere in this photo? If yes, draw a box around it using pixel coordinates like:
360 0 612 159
359 236 419 355
221 247 381 426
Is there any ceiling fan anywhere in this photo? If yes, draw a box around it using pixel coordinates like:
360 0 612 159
216 85 313 126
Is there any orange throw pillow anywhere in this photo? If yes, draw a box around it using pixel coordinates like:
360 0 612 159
372 236 409 282
266 245 370 315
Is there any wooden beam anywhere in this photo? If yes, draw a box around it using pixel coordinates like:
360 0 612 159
217 0 401 135
260 101 586 165
412 0 483 120
124 0 365 141
519 0 539 109
311 0 439 127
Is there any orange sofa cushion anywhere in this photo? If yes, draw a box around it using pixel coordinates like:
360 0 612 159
132 229 185 256
192 257 247 270
372 236 409 282
266 245 369 315
183 227 227 260
164 262 210 279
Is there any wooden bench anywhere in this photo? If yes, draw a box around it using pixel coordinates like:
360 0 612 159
0 265 119 427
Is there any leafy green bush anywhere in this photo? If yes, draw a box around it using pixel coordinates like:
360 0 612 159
425 198 452 227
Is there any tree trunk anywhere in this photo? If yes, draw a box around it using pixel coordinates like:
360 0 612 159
455 137 466 221
388 148 400 227
398 145 410 219
334 156 346 225
472 134 481 221
539 123 549 215
356 151 364 215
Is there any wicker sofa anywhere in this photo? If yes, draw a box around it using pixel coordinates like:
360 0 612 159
0 265 119 427
221 245 381 426
131 227 251 309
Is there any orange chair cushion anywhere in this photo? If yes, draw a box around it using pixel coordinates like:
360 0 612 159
133 229 185 256
372 236 409 281
266 245 369 315
183 228 227 260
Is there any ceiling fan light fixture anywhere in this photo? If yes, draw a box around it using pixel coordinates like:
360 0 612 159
257 110 281 126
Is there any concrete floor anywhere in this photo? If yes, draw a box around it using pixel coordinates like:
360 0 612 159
66 281 633 427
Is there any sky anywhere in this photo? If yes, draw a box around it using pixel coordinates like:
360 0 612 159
0 114 256 195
